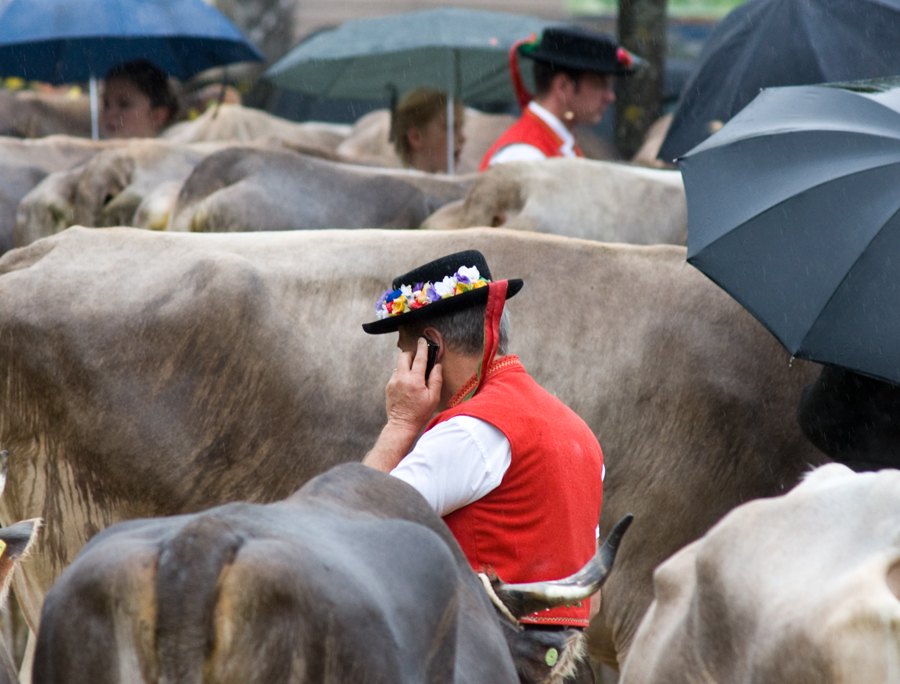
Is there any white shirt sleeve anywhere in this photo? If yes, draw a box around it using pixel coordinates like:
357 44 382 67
390 415 512 517
487 143 548 167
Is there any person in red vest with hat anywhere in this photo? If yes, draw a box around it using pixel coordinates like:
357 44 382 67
362 250 605 674
480 26 639 171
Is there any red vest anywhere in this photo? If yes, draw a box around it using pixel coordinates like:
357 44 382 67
479 107 584 172
427 356 604 626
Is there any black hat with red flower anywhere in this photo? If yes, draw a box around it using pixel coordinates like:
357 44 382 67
519 26 641 76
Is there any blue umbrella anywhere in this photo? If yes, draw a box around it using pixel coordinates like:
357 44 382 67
0 0 264 137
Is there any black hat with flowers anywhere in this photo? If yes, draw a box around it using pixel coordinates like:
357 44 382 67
362 250 523 335
518 26 640 76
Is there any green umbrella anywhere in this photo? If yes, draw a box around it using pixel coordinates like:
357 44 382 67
265 7 549 173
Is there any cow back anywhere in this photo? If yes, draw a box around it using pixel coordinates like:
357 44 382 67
33 464 518 684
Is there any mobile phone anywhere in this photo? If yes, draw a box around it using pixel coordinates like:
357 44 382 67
424 337 439 382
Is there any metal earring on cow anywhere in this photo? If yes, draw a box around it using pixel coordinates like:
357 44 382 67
490 513 633 620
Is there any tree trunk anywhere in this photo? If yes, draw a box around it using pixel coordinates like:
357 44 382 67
615 0 667 159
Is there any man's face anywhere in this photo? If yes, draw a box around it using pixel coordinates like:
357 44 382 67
568 72 616 127
397 327 420 356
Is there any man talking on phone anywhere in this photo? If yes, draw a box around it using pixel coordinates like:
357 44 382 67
362 251 605 648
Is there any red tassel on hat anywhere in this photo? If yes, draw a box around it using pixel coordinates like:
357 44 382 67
458 280 509 404
509 34 537 110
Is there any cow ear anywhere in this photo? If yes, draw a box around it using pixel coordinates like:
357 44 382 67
492 514 633 619
0 519 41 603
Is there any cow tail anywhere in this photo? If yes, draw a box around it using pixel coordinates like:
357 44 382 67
155 515 243 684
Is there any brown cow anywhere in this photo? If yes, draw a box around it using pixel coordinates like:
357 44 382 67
621 464 900 684
161 103 352 150
0 136 124 254
168 146 476 233
0 91 91 139
13 139 231 246
0 227 825 671
423 158 686 244
33 463 629 684
11 134 377 248
13 138 474 247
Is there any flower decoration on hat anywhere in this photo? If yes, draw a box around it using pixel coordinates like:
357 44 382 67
375 265 490 320
616 47 634 69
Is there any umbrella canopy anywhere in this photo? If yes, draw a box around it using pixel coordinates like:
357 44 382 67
658 0 900 163
0 0 263 83
681 79 900 383
265 7 548 105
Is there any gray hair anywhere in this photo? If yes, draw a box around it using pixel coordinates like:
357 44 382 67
401 305 510 357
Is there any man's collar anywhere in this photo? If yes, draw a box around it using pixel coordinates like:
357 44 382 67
447 355 522 409
528 101 576 153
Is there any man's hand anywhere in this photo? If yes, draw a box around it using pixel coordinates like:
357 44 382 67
385 337 442 429
364 338 443 472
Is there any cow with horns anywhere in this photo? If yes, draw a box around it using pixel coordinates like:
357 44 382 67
33 464 632 684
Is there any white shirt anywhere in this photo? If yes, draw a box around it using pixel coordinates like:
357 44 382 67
391 416 511 516
391 414 607 522
487 101 578 167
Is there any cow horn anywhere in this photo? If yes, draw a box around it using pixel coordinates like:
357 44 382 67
0 450 8 500
492 514 633 620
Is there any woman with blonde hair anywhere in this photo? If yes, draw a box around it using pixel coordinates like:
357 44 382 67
391 88 465 173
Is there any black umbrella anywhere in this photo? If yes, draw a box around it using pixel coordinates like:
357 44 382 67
680 79 900 383
659 0 900 163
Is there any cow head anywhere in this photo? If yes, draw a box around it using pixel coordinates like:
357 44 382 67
0 518 40 605
0 450 42 604
461 165 525 229
488 514 633 684
502 625 589 684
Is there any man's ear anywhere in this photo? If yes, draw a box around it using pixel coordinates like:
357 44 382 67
422 326 444 361
406 127 424 150
551 71 576 99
